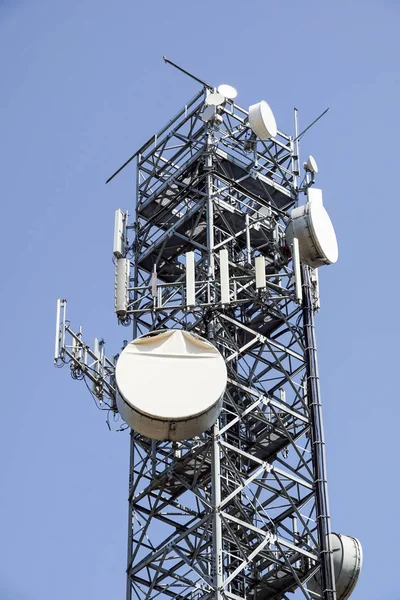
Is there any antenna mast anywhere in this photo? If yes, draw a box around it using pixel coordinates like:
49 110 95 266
55 60 362 600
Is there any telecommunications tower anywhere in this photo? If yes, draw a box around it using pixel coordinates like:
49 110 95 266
54 59 362 600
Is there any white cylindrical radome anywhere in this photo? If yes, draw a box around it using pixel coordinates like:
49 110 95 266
205 92 225 106
286 196 338 268
308 533 363 600
248 100 277 140
115 329 227 441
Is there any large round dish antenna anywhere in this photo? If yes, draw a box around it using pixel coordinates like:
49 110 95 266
115 329 227 441
308 533 363 600
218 84 237 99
248 100 277 139
285 198 338 268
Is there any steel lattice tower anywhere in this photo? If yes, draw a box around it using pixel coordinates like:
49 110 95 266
55 71 338 600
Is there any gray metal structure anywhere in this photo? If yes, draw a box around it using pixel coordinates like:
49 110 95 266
54 70 337 600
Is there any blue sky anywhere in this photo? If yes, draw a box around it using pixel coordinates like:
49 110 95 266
0 1 398 598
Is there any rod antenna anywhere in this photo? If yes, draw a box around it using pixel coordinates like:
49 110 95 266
105 57 211 185
163 55 211 89
295 107 330 141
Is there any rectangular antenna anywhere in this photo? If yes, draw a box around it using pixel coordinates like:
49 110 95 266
92 338 101 394
93 338 100 374
219 249 230 304
115 258 130 316
185 251 195 307
307 187 323 205
245 214 252 264
113 209 125 258
292 237 303 304
255 256 266 289
54 298 63 361
151 265 158 298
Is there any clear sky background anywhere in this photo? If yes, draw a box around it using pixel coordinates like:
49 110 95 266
0 1 398 599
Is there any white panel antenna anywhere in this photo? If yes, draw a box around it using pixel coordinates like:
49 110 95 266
307 187 323 204
113 208 128 258
54 298 64 361
113 209 126 258
115 258 130 316
185 251 195 307
245 214 251 264
151 265 157 298
219 249 230 304
292 237 303 305
93 337 100 377
255 256 266 289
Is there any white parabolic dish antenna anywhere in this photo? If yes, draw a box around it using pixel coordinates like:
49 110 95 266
308 533 363 600
218 84 237 99
285 192 338 268
115 329 227 441
248 100 277 139
205 92 225 106
304 154 319 174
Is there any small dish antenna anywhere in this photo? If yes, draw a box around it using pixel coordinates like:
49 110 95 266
202 105 217 123
205 92 225 106
115 329 227 441
304 154 319 174
201 105 223 126
217 84 237 99
248 101 277 140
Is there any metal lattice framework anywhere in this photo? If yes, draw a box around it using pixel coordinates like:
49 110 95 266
55 83 336 600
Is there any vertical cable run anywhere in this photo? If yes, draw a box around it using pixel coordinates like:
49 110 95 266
302 266 337 600
126 154 141 600
126 431 135 600
205 131 223 599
